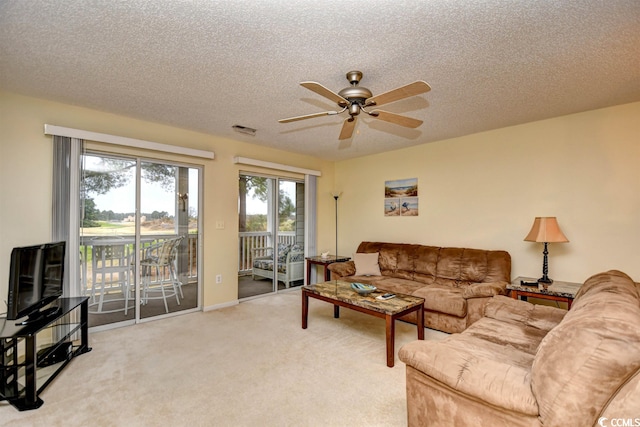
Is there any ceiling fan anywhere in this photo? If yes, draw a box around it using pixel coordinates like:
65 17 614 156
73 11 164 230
279 70 431 140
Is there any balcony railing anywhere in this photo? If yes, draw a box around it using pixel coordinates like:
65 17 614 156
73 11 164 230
238 231 296 274
80 232 296 290
79 234 199 294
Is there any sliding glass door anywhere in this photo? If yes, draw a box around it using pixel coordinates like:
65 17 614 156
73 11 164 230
238 174 305 299
80 153 201 328
138 161 200 319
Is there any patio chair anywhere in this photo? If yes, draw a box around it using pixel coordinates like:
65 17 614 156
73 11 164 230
89 238 133 314
140 236 184 313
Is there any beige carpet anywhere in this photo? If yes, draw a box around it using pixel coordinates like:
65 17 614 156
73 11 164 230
0 291 447 426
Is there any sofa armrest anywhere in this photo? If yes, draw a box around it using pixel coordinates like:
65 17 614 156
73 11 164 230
327 261 356 279
399 340 539 415
462 281 508 299
484 295 567 331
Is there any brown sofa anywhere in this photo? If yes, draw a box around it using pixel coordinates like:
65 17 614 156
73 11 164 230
399 270 640 427
327 241 511 333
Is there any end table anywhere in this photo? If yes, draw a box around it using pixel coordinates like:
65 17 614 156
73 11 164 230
305 255 351 285
508 276 582 309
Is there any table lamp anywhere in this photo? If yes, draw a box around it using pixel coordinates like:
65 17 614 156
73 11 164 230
524 217 569 284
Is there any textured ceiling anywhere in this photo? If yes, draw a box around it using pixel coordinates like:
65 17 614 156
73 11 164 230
1 1 639 161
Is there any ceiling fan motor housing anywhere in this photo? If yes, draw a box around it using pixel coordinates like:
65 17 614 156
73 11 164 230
338 71 372 116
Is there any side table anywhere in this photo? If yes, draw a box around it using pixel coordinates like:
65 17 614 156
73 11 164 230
305 255 351 285
508 276 582 309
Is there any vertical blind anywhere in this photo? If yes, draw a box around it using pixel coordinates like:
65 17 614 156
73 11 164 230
52 135 83 297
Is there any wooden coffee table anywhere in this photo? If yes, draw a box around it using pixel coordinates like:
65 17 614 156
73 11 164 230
301 280 425 367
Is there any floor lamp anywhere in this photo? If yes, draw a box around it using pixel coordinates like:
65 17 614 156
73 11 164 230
332 191 342 257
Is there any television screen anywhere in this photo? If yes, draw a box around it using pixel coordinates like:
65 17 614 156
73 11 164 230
6 241 66 321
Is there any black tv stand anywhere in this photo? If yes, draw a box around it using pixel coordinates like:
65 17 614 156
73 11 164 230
0 297 91 411
15 306 61 326
37 341 73 367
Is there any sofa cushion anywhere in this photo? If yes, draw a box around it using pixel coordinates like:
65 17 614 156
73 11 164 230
531 270 640 427
462 281 509 299
369 277 430 296
484 295 567 332
412 245 440 283
378 245 399 275
412 285 467 317
328 260 356 278
353 252 382 276
464 316 549 356
436 248 489 282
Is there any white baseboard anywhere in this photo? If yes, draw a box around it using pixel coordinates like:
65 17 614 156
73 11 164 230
203 300 239 312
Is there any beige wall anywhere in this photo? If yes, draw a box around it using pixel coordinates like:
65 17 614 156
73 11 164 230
1 90 637 312
0 91 336 309
335 102 640 283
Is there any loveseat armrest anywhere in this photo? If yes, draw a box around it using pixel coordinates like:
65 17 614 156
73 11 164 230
462 281 508 299
484 295 567 331
327 261 356 279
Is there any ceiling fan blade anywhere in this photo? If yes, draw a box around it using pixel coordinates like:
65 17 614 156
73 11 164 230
339 117 356 140
278 111 338 123
365 81 431 107
371 110 423 128
300 81 349 106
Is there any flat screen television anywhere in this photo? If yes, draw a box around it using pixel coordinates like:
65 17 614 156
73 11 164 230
6 241 66 324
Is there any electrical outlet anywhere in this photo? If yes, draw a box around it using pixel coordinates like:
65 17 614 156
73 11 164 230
216 274 222 284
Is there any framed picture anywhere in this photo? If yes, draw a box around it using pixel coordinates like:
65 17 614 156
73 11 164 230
385 178 419 216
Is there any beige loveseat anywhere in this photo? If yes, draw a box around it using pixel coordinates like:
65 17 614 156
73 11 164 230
327 242 511 333
399 270 640 427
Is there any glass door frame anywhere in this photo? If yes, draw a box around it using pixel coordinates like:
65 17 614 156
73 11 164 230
238 173 305 300
81 150 203 331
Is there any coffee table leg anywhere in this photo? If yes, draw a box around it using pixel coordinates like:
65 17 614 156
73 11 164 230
386 315 395 367
334 305 340 318
417 305 425 340
302 291 308 329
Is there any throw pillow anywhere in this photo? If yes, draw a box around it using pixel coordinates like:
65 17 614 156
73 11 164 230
353 252 382 276
276 244 291 263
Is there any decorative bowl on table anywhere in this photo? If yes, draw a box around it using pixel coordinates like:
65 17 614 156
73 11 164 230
351 282 377 296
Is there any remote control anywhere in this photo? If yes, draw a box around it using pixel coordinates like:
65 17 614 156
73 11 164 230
376 293 396 300
520 280 539 287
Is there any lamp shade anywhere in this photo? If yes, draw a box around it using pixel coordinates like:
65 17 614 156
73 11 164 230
524 217 569 243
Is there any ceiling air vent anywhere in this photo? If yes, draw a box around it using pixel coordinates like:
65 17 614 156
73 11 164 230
232 125 257 136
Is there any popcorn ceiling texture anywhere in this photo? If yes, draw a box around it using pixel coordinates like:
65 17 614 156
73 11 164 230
0 0 639 160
